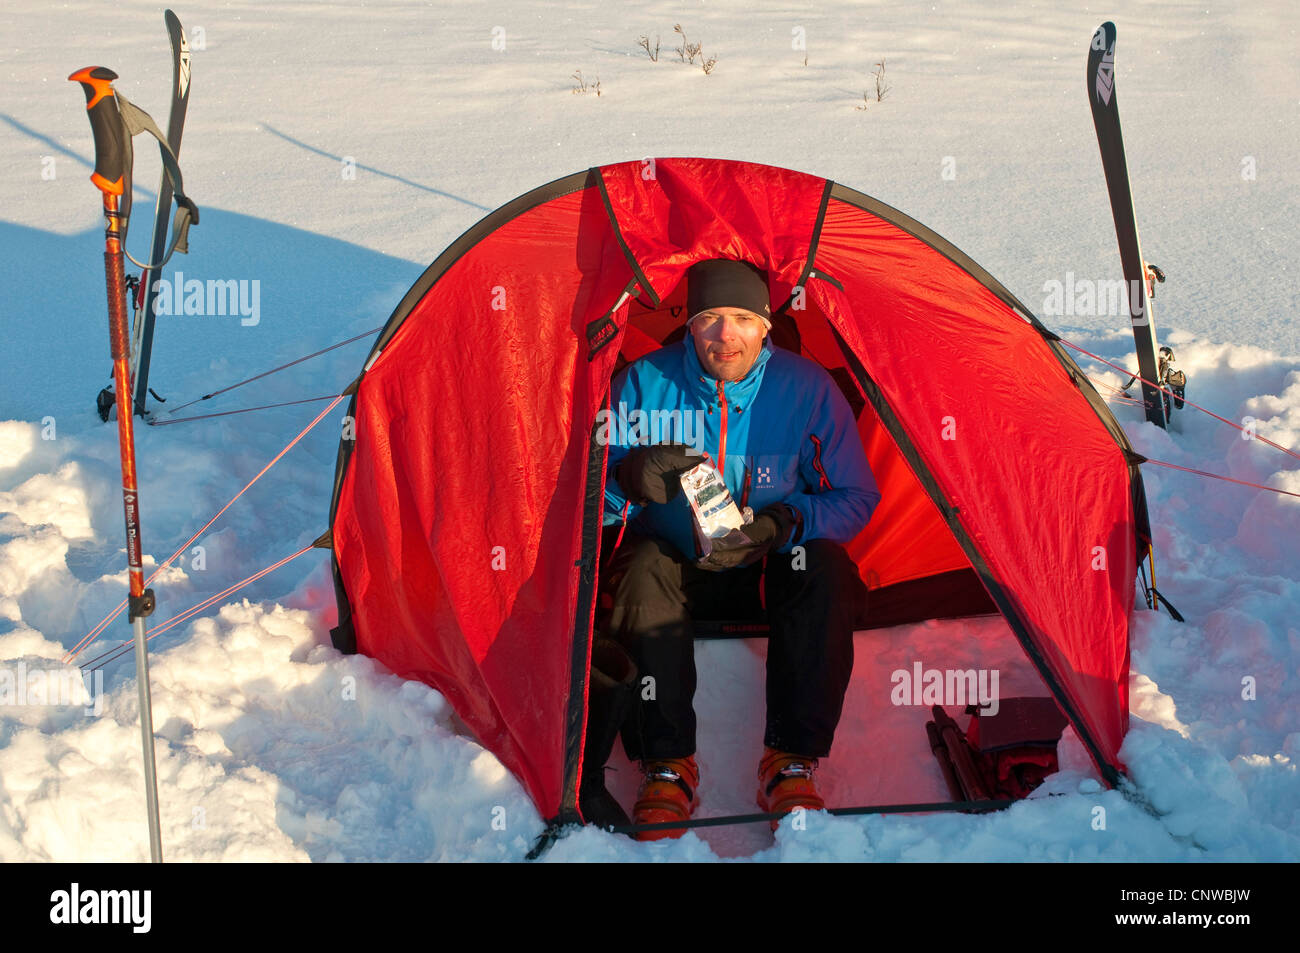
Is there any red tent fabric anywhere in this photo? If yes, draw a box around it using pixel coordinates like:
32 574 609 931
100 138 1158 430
327 158 1150 824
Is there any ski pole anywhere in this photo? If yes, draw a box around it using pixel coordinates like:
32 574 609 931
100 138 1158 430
69 65 164 864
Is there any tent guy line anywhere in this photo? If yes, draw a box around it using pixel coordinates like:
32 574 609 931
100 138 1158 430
62 395 347 664
1060 340 1300 462
80 545 315 673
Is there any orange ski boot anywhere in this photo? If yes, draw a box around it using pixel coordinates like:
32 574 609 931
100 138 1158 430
632 757 700 842
756 748 825 830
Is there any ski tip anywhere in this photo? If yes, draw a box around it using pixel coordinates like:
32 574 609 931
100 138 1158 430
1090 21 1116 52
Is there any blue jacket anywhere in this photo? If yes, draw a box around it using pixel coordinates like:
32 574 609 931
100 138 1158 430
601 333 881 560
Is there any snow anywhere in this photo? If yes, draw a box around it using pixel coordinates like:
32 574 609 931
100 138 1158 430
1 0 1297 862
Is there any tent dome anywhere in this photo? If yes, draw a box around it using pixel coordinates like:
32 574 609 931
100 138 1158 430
326 157 1150 824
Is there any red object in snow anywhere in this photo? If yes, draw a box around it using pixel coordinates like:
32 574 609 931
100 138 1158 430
327 158 1149 825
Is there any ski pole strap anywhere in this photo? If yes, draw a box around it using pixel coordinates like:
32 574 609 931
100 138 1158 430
113 90 199 269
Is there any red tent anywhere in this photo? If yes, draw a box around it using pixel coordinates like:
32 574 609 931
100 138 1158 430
327 157 1150 826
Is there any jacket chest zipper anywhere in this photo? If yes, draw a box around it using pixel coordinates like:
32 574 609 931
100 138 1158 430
715 380 728 475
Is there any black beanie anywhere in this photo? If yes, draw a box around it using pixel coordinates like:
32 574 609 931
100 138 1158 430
686 259 772 327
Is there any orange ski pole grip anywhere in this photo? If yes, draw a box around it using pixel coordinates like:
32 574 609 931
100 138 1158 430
69 66 127 195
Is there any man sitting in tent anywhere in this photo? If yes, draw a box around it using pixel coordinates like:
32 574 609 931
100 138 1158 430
590 258 881 840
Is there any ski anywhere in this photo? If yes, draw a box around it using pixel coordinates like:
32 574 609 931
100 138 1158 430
1086 21 1167 429
129 9 192 417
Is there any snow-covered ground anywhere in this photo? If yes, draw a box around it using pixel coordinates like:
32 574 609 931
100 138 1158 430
0 0 1296 861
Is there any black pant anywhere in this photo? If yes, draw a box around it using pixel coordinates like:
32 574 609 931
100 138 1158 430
598 528 865 760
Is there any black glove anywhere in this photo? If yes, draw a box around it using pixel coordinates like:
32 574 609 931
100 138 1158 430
616 443 699 505
696 503 800 572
